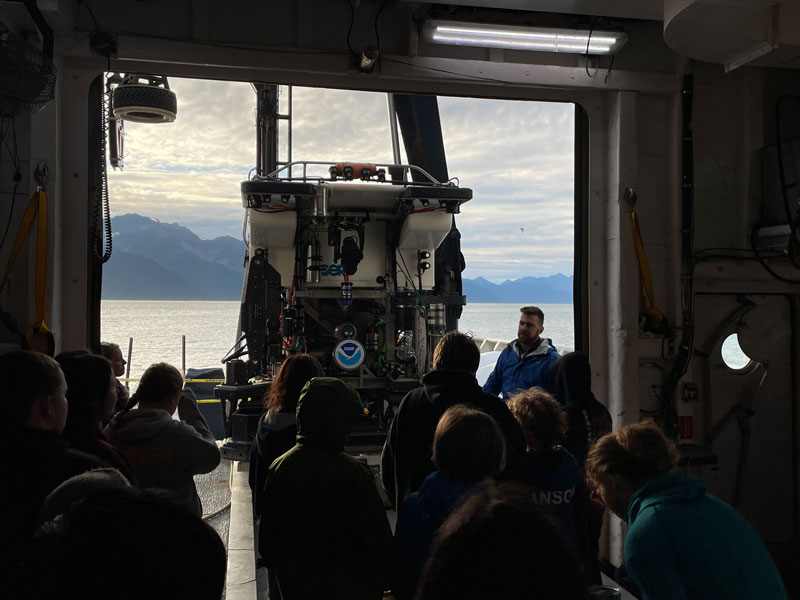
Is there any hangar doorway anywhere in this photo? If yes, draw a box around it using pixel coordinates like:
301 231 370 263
96 79 577 372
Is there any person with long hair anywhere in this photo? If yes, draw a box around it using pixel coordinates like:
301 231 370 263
249 353 324 513
586 421 786 600
56 352 133 480
249 354 324 600
105 362 220 517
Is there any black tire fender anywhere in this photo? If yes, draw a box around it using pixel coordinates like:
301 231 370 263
112 84 177 123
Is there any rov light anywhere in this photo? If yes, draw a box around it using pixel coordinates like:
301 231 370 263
422 20 627 55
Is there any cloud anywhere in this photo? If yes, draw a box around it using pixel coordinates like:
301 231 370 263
438 97 574 281
109 80 574 281
118 78 256 171
290 88 396 162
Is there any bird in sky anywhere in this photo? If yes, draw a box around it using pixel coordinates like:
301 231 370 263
520 227 524 234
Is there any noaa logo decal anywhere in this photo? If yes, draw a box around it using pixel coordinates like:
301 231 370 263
334 340 365 370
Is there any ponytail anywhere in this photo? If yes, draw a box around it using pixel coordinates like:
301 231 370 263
126 363 183 410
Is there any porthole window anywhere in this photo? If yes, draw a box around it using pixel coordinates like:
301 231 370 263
721 333 754 371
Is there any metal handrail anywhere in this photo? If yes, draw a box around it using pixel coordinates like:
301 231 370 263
258 160 449 186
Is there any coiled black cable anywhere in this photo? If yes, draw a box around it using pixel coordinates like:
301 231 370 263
92 74 113 263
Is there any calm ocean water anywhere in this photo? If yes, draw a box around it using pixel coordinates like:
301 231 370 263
100 301 574 379
100 300 746 380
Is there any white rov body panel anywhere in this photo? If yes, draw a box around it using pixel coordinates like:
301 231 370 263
243 178 461 291
246 210 297 282
396 211 453 290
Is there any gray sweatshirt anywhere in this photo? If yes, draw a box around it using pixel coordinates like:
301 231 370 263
105 391 221 516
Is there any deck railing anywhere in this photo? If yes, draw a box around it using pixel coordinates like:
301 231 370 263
472 337 509 353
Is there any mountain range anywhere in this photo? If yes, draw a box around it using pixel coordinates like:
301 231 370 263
462 273 573 303
102 214 245 300
102 214 573 302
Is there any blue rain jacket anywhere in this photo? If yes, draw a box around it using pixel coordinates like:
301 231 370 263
483 338 560 400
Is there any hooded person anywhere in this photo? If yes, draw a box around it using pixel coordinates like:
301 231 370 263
259 377 392 600
547 351 612 465
104 362 220 517
547 351 611 584
381 331 527 510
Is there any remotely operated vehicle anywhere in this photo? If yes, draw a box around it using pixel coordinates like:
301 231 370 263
217 159 471 456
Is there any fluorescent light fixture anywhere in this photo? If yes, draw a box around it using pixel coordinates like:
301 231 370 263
422 20 627 55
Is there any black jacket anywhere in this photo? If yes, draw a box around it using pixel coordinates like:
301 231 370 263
249 409 297 517
1 428 105 583
548 352 612 464
380 369 527 509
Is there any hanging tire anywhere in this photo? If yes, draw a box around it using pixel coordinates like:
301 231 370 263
112 84 177 123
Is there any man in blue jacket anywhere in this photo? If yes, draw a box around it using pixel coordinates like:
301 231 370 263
483 306 560 401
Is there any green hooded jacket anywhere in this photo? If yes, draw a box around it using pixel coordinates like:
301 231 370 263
260 377 392 600
624 473 787 600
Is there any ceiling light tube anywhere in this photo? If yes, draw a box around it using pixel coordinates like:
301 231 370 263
422 20 627 55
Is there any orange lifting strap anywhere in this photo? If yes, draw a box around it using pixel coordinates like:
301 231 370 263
630 210 667 333
1 189 54 354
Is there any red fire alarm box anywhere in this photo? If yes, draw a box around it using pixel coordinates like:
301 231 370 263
683 382 699 402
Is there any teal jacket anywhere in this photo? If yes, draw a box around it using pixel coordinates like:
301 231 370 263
624 473 786 600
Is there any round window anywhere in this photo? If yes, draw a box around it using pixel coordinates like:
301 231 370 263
721 333 754 371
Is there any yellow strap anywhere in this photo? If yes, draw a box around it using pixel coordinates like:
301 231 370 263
630 211 656 310
1 190 52 352
1 191 40 292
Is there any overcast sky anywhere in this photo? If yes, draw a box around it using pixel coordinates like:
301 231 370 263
109 77 574 282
